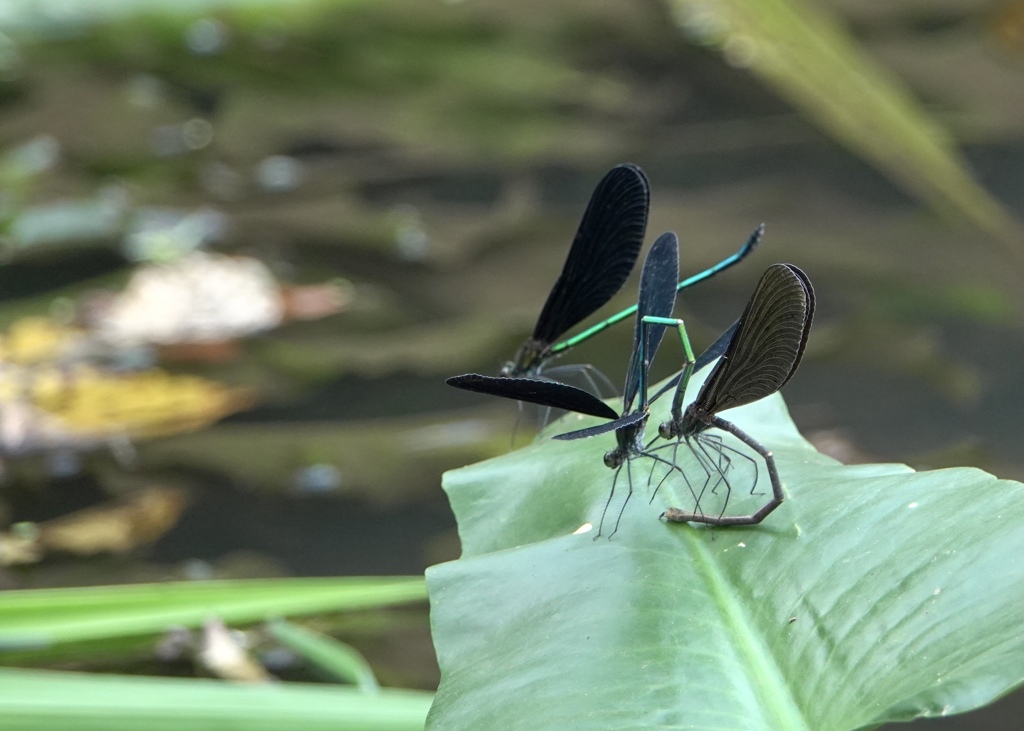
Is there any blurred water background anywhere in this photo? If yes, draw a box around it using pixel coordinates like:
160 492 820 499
0 0 1022 727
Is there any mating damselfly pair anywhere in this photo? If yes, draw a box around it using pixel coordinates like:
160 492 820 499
447 164 814 537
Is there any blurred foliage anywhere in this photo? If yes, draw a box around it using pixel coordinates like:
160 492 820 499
669 0 1024 254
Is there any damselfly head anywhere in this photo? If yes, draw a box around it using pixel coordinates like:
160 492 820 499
603 448 626 469
502 338 549 378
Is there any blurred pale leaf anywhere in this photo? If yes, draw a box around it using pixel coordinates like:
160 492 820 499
197 617 272 683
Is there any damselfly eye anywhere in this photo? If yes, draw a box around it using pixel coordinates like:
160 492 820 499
603 450 619 469
658 421 673 439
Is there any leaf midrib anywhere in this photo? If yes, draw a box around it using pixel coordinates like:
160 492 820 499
686 527 810 731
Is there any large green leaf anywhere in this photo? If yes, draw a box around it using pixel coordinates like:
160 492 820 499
425 371 1024 730
0 667 431 731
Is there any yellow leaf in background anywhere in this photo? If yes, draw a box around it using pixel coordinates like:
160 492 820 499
37 486 188 556
0 487 188 565
30 367 253 440
669 0 1024 258
991 0 1024 53
21 367 68 403
0 316 86 365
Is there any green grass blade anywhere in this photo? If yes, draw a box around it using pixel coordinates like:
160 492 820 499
267 619 381 691
0 667 431 731
669 0 1024 255
0 578 426 650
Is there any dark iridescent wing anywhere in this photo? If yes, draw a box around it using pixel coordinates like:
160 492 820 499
691 263 814 416
622 232 679 412
553 410 648 441
531 164 649 345
694 319 740 375
781 265 814 390
446 373 619 421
